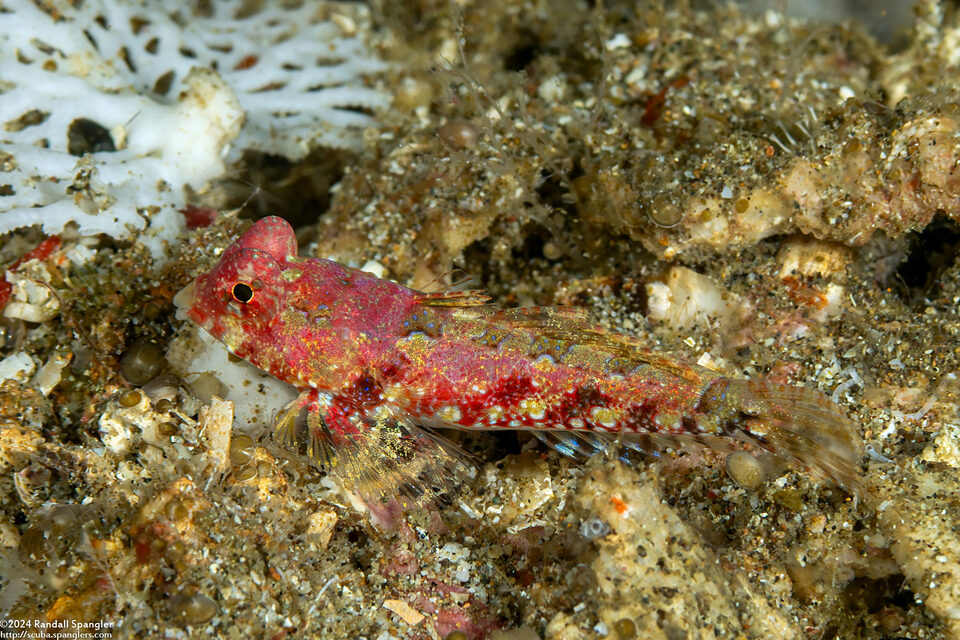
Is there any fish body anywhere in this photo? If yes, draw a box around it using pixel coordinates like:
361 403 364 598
176 217 862 500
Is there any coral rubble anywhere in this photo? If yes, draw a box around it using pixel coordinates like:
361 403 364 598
4 1 960 639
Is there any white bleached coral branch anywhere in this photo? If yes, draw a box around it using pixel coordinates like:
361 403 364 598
0 0 388 255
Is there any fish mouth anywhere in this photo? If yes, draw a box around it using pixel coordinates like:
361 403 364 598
173 279 197 322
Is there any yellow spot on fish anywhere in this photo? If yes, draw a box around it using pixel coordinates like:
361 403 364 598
653 413 681 432
534 355 556 371
590 407 618 429
438 405 462 422
281 269 302 282
485 405 504 423
519 398 546 421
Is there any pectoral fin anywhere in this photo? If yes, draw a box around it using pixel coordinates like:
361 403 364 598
273 390 475 507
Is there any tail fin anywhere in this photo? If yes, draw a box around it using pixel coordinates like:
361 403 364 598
728 380 864 493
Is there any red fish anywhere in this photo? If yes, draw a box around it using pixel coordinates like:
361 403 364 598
175 216 862 502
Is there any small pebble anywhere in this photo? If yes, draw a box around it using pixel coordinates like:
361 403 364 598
805 513 827 535
168 592 218 626
614 618 636 638
725 451 765 490
165 540 186 562
773 487 804 512
579 517 611 540
157 422 178 437
118 389 142 408
120 340 166 386
445 632 469 640
393 75 435 111
233 465 257 482
439 119 480 150
142 374 180 402
542 240 563 260
186 372 227 404
165 499 188 521
843 138 862 155
66 117 115 156
647 193 684 227
229 434 256 466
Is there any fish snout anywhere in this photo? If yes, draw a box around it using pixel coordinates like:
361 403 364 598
173 279 197 321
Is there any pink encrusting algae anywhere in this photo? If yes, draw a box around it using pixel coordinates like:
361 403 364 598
175 216 863 503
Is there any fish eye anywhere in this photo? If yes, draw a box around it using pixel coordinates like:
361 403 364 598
232 282 254 303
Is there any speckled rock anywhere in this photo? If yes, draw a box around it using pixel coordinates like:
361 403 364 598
876 465 960 639
549 464 800 640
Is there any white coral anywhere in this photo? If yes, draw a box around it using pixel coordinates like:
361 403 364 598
0 0 388 255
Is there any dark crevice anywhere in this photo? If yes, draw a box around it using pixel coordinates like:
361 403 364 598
535 168 576 215
152 70 175 96
226 148 348 230
503 31 539 72
512 225 547 263
67 118 116 156
461 237 495 289
891 216 960 306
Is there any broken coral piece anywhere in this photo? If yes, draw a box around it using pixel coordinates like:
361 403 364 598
0 0 388 256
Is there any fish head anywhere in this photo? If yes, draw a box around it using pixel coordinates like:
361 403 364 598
176 216 298 355
175 246 284 356
222 215 298 263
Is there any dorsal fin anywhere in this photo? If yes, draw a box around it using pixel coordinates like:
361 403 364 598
460 304 708 383
489 305 592 327
414 290 492 307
